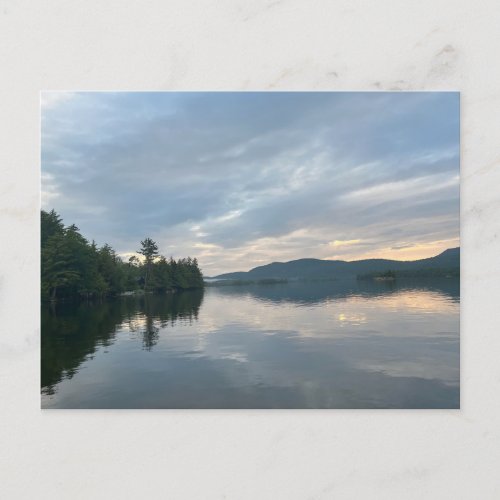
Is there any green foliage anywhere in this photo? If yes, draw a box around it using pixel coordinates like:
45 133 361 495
380 270 396 279
138 237 159 291
41 209 64 246
41 210 204 301
138 238 159 262
357 268 459 280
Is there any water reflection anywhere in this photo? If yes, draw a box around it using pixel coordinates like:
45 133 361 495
210 277 459 306
41 280 459 409
41 290 204 393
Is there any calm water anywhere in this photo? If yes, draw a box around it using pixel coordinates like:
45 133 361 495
41 279 460 409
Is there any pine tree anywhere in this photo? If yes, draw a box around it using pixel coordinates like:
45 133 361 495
41 211 204 300
138 238 159 291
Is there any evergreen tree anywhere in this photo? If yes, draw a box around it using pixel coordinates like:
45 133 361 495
138 238 159 292
41 210 204 301
41 209 64 246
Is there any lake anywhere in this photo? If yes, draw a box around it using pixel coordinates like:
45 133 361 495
41 279 459 409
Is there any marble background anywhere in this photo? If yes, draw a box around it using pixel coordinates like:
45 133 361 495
1 1 499 498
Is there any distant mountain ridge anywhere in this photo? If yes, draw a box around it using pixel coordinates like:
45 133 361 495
214 247 460 280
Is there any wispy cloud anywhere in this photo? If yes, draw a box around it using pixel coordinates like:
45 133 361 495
329 239 362 248
41 92 459 275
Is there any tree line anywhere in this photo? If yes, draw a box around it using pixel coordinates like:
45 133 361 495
357 268 459 280
41 210 204 301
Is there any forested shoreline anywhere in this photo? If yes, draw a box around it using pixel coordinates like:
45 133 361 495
357 268 460 280
41 210 204 301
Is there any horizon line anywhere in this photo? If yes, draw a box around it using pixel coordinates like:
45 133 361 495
212 246 460 276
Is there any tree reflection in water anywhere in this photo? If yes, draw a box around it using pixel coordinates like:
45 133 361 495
41 279 459 408
41 290 204 392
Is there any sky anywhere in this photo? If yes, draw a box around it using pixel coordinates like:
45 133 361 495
41 91 460 276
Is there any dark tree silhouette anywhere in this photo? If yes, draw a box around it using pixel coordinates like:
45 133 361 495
138 238 159 291
41 210 204 301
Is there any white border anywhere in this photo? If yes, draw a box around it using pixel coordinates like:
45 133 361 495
2 2 499 498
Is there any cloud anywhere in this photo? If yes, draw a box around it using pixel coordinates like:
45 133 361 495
330 239 362 248
41 92 460 276
193 243 220 250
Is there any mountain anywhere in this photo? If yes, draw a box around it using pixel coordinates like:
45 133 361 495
214 247 460 280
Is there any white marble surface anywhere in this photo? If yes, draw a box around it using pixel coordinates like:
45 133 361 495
1 1 500 498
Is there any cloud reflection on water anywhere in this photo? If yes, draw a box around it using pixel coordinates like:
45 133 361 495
42 280 459 408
